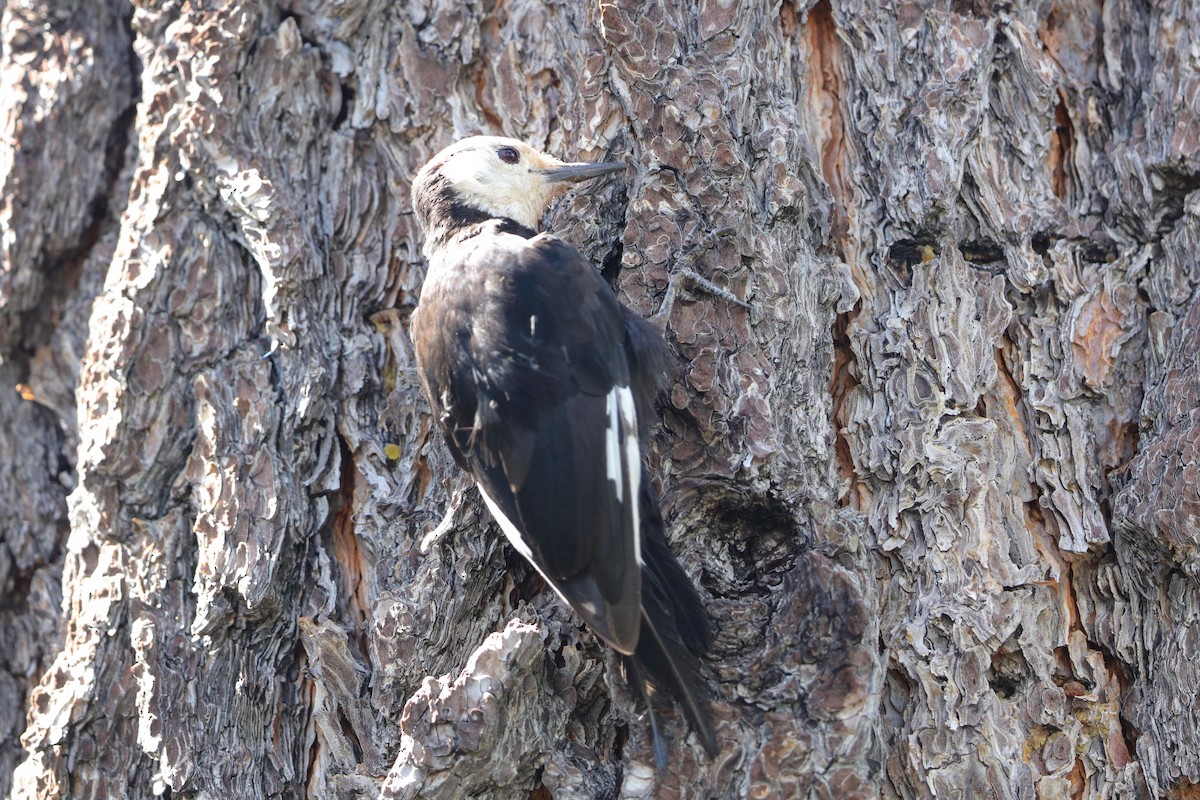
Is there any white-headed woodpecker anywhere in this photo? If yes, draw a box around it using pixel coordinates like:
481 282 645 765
409 136 716 759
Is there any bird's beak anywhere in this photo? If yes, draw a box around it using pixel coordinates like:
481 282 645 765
540 161 625 183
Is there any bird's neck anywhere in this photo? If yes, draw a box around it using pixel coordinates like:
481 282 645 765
423 216 538 258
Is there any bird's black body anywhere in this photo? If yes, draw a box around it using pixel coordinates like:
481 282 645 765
409 136 716 758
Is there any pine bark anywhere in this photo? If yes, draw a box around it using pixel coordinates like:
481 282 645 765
2 0 1198 798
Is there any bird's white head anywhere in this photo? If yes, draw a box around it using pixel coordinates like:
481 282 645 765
412 136 624 234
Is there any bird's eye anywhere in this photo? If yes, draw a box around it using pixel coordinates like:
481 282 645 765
497 146 520 165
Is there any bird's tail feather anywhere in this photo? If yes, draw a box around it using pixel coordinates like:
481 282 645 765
627 480 718 758
625 657 669 768
630 602 718 758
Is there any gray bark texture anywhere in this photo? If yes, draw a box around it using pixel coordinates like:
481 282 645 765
1 0 1198 797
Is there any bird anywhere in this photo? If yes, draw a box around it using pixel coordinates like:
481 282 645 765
408 135 717 761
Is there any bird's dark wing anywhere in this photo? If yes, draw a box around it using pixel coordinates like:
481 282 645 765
412 226 645 653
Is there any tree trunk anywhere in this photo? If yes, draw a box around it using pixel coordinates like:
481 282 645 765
2 0 1198 797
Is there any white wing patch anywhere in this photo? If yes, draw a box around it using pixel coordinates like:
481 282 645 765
605 388 625 502
609 385 643 568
